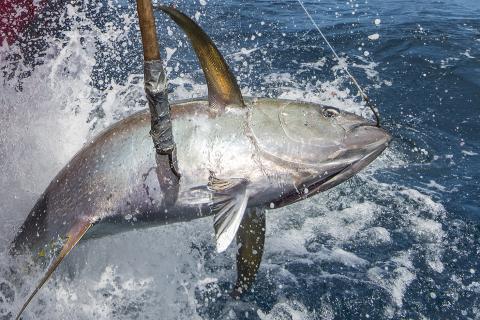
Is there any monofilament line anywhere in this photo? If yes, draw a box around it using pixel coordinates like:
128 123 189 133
296 0 381 127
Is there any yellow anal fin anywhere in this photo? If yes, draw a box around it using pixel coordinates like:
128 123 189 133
15 220 92 320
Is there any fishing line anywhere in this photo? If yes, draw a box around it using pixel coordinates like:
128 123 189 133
296 0 381 127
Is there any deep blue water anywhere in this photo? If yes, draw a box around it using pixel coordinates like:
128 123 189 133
1 0 479 319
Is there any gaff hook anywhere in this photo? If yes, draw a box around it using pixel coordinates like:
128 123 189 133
135 0 180 179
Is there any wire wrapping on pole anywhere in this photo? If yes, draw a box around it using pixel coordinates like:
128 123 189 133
297 0 381 127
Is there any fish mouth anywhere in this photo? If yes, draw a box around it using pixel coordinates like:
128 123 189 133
273 126 391 208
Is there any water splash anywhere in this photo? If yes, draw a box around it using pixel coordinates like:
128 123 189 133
1 0 473 319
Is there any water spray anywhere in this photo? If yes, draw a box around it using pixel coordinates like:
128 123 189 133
297 0 381 127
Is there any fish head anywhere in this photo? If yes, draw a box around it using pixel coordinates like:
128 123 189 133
154 6 391 209
247 98 391 207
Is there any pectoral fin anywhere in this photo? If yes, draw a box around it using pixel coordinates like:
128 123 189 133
15 219 92 320
209 175 249 253
232 208 266 298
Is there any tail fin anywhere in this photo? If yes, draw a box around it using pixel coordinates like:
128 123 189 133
15 220 92 320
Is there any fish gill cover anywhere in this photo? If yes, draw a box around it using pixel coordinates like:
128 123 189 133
0 0 479 319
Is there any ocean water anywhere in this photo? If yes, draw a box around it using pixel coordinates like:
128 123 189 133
0 0 479 319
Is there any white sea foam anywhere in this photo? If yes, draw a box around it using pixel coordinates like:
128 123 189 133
300 57 327 70
258 300 316 320
461 150 478 156
357 227 392 245
461 49 474 59
425 179 447 192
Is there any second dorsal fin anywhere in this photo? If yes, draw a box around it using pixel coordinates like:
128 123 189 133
157 6 245 112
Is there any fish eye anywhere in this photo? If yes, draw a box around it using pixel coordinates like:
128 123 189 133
322 107 340 118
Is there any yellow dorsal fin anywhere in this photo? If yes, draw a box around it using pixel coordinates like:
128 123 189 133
157 6 245 112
